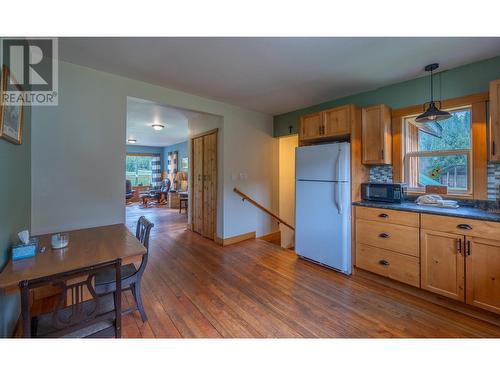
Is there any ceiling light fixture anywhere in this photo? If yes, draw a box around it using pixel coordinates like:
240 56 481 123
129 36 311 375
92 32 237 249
127 138 137 144
152 124 165 131
415 63 452 125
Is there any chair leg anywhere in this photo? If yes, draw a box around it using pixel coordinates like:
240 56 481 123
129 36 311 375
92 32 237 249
131 281 148 322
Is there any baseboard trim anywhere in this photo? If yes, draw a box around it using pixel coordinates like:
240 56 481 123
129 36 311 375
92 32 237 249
257 231 281 243
215 231 256 246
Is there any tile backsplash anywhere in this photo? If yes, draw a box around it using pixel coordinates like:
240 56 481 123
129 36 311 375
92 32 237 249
368 164 500 201
487 163 500 200
369 165 393 183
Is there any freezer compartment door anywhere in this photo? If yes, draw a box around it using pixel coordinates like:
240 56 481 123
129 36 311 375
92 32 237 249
296 142 350 182
295 180 351 274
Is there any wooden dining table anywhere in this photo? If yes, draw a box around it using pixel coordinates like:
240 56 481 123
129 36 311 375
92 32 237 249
0 224 146 295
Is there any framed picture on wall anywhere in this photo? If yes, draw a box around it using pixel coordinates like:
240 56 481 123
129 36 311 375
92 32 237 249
0 65 25 145
181 157 188 170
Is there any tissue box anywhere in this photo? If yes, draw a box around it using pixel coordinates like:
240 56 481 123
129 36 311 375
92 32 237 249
12 238 39 261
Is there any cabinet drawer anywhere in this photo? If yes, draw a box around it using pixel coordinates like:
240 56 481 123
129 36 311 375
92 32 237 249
356 219 419 256
421 214 500 241
356 243 420 287
355 206 419 227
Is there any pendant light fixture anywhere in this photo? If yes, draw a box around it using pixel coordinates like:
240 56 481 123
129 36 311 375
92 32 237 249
415 63 452 124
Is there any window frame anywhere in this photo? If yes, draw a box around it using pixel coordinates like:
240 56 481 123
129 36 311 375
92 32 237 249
402 106 473 195
391 92 488 200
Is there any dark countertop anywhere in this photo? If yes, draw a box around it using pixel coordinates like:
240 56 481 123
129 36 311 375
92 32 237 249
352 200 500 223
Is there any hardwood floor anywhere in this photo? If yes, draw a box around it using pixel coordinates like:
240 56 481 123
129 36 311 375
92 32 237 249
118 204 500 338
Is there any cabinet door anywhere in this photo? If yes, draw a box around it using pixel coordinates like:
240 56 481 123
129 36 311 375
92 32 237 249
299 113 322 140
421 229 465 301
362 105 391 165
192 137 204 235
323 106 350 137
466 236 500 314
489 79 500 161
202 132 217 240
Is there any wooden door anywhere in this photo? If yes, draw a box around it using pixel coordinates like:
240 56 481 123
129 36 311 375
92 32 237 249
362 104 391 165
421 229 465 301
202 132 217 240
466 236 500 314
192 137 204 235
489 79 500 161
323 106 350 137
299 112 322 140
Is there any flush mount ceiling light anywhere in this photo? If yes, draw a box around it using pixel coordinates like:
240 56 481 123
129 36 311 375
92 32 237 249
415 63 452 125
127 138 137 144
152 124 165 131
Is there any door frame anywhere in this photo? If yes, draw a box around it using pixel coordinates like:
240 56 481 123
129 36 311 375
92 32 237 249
189 128 218 240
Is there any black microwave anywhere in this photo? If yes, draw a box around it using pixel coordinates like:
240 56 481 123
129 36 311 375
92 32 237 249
361 183 406 203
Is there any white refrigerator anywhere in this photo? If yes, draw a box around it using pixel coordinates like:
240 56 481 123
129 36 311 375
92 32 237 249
295 142 351 274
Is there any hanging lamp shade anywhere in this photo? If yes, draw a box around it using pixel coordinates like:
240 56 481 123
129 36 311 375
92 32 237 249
415 63 451 124
415 101 452 123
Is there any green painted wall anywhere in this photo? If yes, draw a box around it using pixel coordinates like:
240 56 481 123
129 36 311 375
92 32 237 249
274 55 500 137
0 107 31 338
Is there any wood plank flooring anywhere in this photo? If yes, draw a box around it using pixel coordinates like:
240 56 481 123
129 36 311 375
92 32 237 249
120 204 500 338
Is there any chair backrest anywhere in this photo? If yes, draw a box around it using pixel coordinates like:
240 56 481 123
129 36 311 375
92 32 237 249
19 259 122 338
161 178 171 193
135 215 154 251
135 216 154 277
126 180 132 194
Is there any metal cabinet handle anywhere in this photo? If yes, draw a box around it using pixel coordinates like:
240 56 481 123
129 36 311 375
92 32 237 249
467 240 471 256
378 259 390 266
380 149 384 160
457 224 472 230
493 141 496 156
379 233 390 239
378 213 389 218
457 238 462 254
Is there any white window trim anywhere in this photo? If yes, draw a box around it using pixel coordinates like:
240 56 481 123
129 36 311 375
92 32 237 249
402 106 473 196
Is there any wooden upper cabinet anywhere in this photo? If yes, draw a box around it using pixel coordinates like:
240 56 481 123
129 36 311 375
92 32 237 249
420 229 465 301
323 105 350 137
466 236 500 314
300 112 322 140
361 104 392 165
489 79 500 161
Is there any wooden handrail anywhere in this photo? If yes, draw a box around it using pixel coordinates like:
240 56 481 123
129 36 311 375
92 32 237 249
233 187 295 231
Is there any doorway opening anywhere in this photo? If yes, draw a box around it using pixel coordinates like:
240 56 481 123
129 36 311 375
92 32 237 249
125 97 190 227
124 96 222 241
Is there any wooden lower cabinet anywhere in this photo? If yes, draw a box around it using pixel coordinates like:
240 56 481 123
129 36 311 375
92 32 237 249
466 236 500 314
420 229 465 301
356 208 500 314
356 243 420 287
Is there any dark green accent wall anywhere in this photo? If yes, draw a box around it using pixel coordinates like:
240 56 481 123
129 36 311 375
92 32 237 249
274 55 500 137
0 107 31 337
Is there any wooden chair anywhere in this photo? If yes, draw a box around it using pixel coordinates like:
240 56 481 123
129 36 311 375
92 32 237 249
95 216 154 322
19 259 122 338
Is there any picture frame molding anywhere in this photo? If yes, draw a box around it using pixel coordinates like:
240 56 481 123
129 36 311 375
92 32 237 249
0 65 25 145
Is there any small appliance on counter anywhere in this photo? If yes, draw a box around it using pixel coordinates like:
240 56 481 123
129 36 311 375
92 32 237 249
361 182 406 203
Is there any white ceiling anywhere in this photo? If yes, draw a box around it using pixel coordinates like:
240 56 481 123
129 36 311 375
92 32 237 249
126 97 193 147
60 38 500 115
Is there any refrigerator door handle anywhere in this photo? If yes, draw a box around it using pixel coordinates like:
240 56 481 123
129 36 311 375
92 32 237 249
336 183 342 214
335 147 342 181
334 147 343 214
